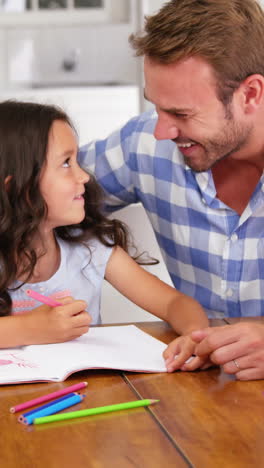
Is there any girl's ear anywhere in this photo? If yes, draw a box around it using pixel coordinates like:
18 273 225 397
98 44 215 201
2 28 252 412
4 175 12 190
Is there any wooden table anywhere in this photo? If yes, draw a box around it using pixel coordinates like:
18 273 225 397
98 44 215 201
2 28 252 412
2 320 264 468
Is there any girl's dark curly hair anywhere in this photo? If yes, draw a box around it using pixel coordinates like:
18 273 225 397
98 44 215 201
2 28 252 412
0 100 130 316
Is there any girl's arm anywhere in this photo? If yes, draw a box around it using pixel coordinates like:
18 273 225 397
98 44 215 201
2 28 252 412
105 247 208 333
105 247 210 372
0 300 90 348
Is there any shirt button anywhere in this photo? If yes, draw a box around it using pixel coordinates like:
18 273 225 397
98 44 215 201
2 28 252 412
202 198 206 204
39 287 44 292
231 233 238 242
226 288 233 297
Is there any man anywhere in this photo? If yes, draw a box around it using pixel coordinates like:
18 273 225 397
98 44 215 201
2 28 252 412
78 0 264 379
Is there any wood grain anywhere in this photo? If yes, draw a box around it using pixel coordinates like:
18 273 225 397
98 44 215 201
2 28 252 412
1 370 188 468
125 321 264 468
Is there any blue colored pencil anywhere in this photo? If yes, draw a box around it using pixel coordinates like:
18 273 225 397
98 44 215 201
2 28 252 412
20 393 85 425
18 392 77 423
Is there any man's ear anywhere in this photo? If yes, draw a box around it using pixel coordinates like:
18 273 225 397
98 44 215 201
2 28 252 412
240 74 264 114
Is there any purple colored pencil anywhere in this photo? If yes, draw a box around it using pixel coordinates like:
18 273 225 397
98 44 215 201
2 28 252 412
21 393 85 425
18 392 78 423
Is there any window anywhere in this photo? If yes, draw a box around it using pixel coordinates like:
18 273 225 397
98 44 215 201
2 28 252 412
27 1 106 10
0 0 112 23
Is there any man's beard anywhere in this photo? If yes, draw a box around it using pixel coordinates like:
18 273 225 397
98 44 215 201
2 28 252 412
178 116 253 173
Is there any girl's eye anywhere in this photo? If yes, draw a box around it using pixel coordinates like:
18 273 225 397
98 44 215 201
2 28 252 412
62 158 70 168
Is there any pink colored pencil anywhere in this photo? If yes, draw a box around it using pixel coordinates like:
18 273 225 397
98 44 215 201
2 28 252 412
10 381 88 413
26 289 62 307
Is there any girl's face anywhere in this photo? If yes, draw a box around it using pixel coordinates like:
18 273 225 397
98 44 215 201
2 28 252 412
39 120 89 231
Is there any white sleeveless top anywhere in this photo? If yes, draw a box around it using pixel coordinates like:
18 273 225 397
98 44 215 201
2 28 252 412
9 237 113 324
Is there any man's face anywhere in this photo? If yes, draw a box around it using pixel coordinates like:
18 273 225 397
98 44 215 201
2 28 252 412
144 56 253 172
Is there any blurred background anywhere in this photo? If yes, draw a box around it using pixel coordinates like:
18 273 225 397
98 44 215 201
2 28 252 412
0 0 166 134
0 0 172 323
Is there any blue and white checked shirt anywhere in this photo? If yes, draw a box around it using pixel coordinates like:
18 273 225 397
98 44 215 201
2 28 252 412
78 110 264 318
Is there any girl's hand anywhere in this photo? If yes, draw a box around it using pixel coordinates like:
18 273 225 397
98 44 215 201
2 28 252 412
163 335 213 373
21 297 91 345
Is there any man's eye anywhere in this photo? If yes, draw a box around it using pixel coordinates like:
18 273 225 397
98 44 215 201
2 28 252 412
174 113 188 119
62 158 70 168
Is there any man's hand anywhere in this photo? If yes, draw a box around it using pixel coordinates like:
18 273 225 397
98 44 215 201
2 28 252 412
192 322 264 380
163 335 213 373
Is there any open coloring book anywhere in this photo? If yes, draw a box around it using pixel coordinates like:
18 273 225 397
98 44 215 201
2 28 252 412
0 325 167 384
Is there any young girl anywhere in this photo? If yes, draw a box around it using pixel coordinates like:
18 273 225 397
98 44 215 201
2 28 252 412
0 100 209 372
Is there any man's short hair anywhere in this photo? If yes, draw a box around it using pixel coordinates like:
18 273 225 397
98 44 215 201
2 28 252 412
130 0 264 105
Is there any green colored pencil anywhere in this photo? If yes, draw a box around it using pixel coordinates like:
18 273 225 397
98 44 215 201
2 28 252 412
33 398 159 425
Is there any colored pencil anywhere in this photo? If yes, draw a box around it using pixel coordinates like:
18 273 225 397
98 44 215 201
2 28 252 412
18 392 78 423
25 289 62 307
34 399 159 425
22 393 85 425
10 381 88 413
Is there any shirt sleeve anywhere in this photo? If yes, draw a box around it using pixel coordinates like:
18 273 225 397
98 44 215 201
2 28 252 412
80 238 114 281
77 111 156 212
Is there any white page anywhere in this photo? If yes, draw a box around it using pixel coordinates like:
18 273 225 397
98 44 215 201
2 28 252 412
0 325 167 384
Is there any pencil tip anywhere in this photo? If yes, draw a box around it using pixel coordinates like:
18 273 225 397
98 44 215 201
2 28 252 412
150 399 159 404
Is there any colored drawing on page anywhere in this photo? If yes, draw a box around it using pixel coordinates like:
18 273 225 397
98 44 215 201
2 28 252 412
0 353 37 368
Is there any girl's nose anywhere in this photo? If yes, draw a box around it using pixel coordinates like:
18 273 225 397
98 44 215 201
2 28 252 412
77 166 90 184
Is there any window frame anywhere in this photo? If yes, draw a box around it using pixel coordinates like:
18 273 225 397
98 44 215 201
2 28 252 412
0 0 112 26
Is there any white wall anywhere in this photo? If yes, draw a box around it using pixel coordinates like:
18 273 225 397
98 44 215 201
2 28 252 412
101 205 172 324
146 0 166 13
0 86 139 143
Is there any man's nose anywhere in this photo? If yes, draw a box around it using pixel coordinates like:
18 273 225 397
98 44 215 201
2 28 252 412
154 114 179 141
